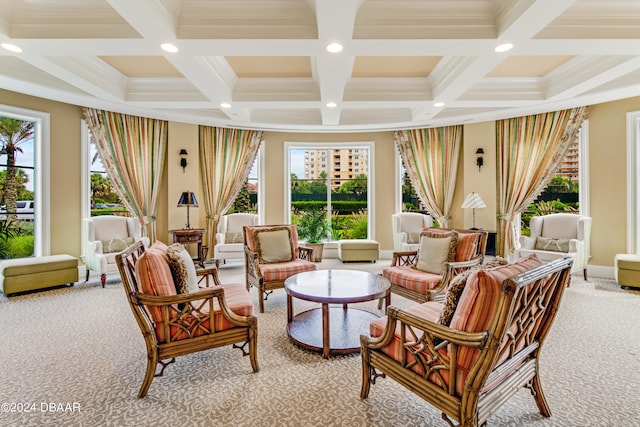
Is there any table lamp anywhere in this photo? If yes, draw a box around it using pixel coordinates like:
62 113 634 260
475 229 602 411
177 191 198 229
461 192 486 229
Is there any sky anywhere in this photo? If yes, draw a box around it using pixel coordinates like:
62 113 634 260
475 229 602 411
290 149 305 177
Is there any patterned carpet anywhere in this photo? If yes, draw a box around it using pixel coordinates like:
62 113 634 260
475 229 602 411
1 258 639 427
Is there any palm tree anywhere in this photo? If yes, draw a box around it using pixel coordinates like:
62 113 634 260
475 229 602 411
0 117 34 220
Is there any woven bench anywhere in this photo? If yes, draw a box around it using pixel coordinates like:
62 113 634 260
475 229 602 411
338 239 380 263
0 254 78 296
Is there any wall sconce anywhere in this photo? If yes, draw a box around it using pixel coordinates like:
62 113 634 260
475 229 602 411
179 149 188 172
475 148 484 172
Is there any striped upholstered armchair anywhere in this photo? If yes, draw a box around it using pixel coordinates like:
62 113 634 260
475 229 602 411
382 228 488 304
243 224 317 313
362 256 573 426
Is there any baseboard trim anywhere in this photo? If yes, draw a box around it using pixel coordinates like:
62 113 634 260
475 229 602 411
586 265 615 280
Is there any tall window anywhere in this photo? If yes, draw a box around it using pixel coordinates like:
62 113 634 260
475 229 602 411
0 105 49 258
286 142 373 241
521 121 589 235
228 148 262 218
84 127 128 218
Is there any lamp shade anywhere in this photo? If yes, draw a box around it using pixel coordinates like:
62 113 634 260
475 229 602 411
461 192 486 209
177 191 198 207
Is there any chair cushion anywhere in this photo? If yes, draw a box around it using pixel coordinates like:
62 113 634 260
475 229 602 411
437 256 508 327
154 283 254 343
245 224 301 259
382 265 442 295
254 226 295 263
101 236 135 253
406 232 420 244
448 254 543 391
135 241 174 323
258 259 316 282
456 232 481 262
165 243 199 294
370 301 443 376
225 232 244 244
535 236 570 252
415 230 458 274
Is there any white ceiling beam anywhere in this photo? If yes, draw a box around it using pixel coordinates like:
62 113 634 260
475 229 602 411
106 0 178 41
18 55 126 101
423 0 576 118
496 0 576 40
545 56 640 100
314 0 362 125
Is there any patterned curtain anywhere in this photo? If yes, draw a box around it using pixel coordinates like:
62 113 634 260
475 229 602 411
199 126 263 257
83 108 167 243
496 106 588 258
394 125 463 228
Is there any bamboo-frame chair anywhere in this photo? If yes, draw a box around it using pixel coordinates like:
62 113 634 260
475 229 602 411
243 224 316 313
116 241 259 398
361 257 573 427
383 228 488 305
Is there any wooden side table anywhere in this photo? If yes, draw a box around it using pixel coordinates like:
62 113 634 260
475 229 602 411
169 228 207 265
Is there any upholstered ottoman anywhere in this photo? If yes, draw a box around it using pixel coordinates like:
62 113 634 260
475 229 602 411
0 254 78 296
338 239 380 263
614 254 640 289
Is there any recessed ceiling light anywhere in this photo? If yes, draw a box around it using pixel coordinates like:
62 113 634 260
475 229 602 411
220 102 231 109
326 102 337 108
434 102 445 107
494 42 513 53
1 43 22 53
160 43 178 53
326 43 343 53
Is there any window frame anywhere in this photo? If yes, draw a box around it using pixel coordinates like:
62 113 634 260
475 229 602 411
284 141 375 240
626 111 640 253
0 103 50 257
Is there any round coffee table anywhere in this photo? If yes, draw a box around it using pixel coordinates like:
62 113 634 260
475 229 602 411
284 269 391 359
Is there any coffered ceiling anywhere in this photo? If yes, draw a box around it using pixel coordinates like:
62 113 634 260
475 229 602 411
1 0 640 132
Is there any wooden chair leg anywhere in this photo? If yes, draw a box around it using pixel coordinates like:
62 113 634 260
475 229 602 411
583 268 588 281
249 331 259 373
531 374 552 417
258 285 265 313
85 269 90 282
137 356 158 398
360 346 372 399
100 273 106 288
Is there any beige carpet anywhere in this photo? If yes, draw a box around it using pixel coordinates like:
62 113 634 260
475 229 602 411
1 258 639 427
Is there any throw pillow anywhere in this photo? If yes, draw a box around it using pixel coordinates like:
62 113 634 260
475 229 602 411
415 230 458 274
225 232 244 244
165 243 199 294
101 236 135 253
406 232 420 244
254 226 295 264
456 232 481 262
535 236 570 252
437 256 508 327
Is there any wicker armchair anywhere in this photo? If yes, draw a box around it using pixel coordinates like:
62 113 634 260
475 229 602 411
361 256 573 427
243 224 316 313
382 228 488 304
116 241 258 398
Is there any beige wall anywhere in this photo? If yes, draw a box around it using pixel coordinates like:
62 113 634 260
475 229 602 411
0 89 83 257
588 98 638 267
462 121 497 231
1 88 638 270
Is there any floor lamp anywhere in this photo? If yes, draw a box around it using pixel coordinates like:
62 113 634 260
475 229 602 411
177 191 198 229
461 192 486 229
